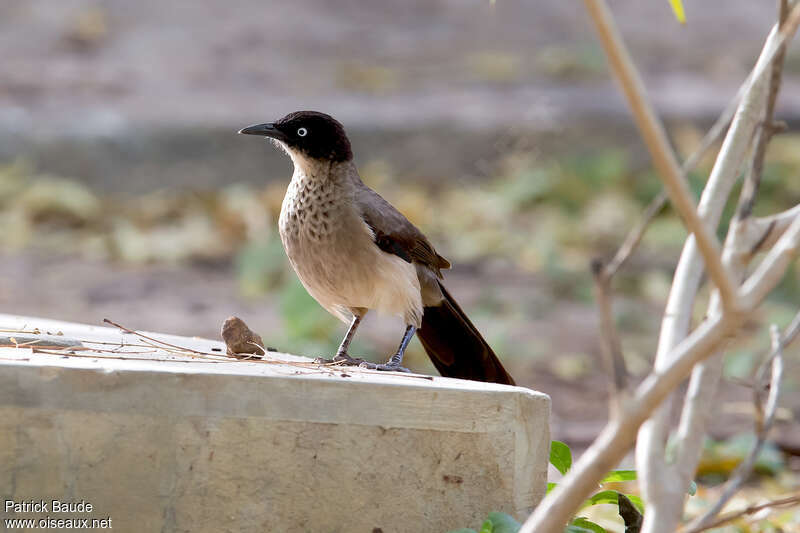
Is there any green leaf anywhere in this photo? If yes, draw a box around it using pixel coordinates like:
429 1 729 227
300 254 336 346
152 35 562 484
547 482 558 494
571 517 606 533
479 520 493 533
600 469 637 483
487 512 521 533
550 440 572 475
583 489 621 508
688 480 697 496
625 494 645 513
668 0 686 24
565 526 596 533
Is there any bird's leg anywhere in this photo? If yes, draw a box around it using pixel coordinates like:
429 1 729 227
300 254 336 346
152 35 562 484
333 313 369 365
369 324 415 373
315 312 368 366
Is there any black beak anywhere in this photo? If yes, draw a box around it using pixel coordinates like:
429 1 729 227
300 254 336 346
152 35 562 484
237 122 287 141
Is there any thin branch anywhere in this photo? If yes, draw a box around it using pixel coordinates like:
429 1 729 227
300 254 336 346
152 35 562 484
740 213 800 308
743 203 800 255
683 322 787 533
590 192 666 402
521 312 732 533
604 192 668 279
668 200 799 520
660 4 795 527
682 494 800 533
777 306 800 348
726 0 790 263
736 0 790 221
520 182 800 533
103 318 215 357
592 260 629 401
638 5 799 530
581 0 739 313
591 71 742 408
520 3 800 530
757 324 783 439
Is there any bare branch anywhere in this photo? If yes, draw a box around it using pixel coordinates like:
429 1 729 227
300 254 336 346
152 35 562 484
591 110 743 402
637 4 799 530
740 214 800 308
756 323 787 434
591 67 743 413
682 494 800 533
683 323 786 533
520 3 800 530
580 0 738 313
591 260 629 403
736 0 790 221
636 17 780 533
654 4 795 527
522 312 732 533
520 157 800 533
777 306 800 348
742 203 800 255
665 199 799 533
681 79 745 174
604 192 668 279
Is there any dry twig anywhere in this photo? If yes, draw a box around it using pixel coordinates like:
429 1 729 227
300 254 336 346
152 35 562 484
683 321 788 533
591 99 738 402
520 1 800 530
644 4 796 530
591 259 629 399
683 494 800 533
736 0 790 221
103 318 219 357
580 0 738 313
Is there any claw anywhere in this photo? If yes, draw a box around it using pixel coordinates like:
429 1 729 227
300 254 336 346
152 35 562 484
361 356 410 373
374 362 411 373
317 352 410 373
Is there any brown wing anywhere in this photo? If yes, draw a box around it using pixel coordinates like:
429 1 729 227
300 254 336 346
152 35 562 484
356 186 450 276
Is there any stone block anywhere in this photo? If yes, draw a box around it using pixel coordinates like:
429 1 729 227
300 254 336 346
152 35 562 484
0 315 550 532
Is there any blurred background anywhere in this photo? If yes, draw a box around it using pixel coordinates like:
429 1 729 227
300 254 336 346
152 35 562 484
2 0 800 502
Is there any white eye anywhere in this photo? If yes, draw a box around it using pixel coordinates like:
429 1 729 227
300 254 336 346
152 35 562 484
297 127 308 137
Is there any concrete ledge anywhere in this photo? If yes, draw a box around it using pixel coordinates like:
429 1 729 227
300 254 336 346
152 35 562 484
0 315 550 532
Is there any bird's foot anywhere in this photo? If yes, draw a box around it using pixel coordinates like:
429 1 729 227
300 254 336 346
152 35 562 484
359 353 411 373
314 352 369 366
371 361 411 373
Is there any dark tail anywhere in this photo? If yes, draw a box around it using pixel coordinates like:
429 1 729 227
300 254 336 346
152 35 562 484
417 282 515 385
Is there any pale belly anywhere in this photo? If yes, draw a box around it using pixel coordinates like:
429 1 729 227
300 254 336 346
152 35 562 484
279 203 422 326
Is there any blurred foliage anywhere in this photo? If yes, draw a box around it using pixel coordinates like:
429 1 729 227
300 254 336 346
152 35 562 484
535 44 608 82
697 435 786 483
668 0 686 24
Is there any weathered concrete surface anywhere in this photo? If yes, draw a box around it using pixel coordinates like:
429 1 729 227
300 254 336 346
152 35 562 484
0 315 550 532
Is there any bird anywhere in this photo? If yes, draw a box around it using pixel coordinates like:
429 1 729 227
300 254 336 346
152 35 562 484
238 111 514 385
